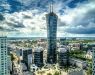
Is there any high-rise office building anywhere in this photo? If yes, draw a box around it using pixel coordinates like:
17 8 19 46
92 47 95 75
22 48 32 70
58 47 68 68
34 47 43 67
0 37 9 75
46 3 58 64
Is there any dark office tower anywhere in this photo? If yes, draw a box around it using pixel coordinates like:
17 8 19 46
46 3 58 64
22 48 32 70
34 47 43 67
60 38 66 45
58 47 68 68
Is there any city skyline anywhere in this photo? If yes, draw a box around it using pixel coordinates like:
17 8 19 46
0 0 95 37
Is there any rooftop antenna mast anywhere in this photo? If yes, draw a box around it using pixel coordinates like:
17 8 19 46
50 1 53 13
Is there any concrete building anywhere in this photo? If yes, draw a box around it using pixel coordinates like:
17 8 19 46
85 49 92 59
58 47 68 68
60 38 68 45
30 64 38 72
34 47 43 67
46 3 58 64
68 68 84 75
15 48 33 70
13 61 23 75
69 43 83 51
8 56 12 74
0 37 10 75
22 48 32 70
92 47 95 75
61 68 83 75
70 58 87 69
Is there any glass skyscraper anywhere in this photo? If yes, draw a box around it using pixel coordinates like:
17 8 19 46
0 37 9 75
46 4 58 64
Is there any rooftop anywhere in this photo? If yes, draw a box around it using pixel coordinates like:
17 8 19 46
34 47 43 52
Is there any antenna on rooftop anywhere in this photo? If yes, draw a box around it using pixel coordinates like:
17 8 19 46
50 1 54 13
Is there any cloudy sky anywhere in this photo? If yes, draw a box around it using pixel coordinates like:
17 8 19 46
0 0 95 37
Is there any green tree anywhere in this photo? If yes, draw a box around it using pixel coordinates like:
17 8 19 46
10 54 15 74
47 73 52 75
39 71 45 75
54 71 60 75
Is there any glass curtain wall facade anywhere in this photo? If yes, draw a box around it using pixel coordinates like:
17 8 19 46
46 12 58 64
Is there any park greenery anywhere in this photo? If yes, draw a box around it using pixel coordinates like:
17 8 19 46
69 50 92 75
69 50 92 62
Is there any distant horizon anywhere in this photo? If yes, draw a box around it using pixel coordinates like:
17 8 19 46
6 36 95 40
7 36 95 38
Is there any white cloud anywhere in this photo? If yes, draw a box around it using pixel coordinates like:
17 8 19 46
59 0 95 25
2 9 47 37
57 0 95 37
16 0 33 6
0 1 11 12
1 0 95 37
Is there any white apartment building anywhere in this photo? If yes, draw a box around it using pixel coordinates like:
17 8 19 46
0 37 9 75
92 47 95 75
